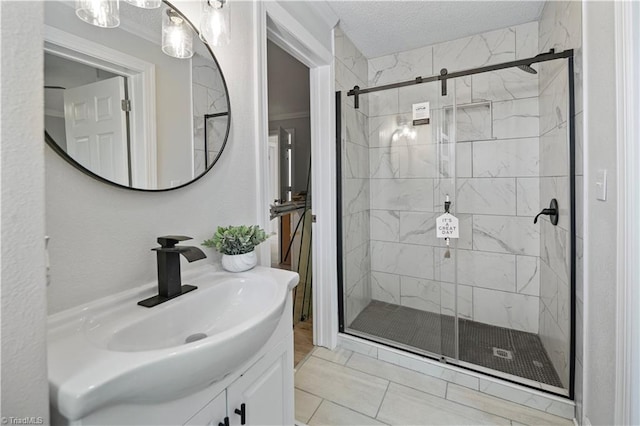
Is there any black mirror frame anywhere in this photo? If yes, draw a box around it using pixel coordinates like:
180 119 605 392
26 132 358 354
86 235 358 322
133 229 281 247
44 0 231 192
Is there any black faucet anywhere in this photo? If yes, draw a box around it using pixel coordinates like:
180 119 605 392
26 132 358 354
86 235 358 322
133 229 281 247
138 236 207 308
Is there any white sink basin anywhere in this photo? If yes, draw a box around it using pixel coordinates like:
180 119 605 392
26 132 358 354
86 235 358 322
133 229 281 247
47 265 299 421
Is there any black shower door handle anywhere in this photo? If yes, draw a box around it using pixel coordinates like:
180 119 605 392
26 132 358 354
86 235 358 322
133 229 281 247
534 199 559 225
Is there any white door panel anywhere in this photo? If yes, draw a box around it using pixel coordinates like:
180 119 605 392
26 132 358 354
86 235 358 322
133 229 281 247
64 76 129 186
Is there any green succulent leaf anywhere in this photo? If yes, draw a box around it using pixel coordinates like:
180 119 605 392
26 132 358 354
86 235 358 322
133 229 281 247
202 225 270 255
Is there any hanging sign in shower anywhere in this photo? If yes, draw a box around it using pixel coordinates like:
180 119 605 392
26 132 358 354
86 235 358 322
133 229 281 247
436 213 459 239
412 102 430 125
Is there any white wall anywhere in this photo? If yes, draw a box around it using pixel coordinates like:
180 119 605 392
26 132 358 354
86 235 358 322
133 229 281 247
583 2 618 425
0 1 50 420
46 0 259 314
267 40 310 118
45 115 67 149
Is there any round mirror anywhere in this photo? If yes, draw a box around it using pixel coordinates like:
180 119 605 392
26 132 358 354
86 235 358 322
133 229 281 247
43 0 230 191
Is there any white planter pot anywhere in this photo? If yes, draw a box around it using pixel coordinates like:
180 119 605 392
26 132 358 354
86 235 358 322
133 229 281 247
221 251 257 272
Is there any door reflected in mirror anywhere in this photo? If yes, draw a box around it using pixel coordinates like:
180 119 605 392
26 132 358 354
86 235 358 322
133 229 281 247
44 0 230 191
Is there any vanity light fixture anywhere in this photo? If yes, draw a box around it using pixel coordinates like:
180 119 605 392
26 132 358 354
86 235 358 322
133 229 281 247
124 0 161 9
199 0 230 47
75 0 120 28
162 7 194 59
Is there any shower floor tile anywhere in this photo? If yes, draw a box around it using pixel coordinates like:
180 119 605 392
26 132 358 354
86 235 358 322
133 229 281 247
348 300 563 388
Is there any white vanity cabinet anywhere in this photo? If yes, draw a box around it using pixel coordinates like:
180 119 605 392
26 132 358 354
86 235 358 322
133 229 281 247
185 336 294 426
58 325 296 426
48 267 299 426
184 391 227 426
226 337 293 426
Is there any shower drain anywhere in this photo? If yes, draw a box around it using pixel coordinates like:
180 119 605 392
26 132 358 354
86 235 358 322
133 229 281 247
185 333 208 344
492 347 513 360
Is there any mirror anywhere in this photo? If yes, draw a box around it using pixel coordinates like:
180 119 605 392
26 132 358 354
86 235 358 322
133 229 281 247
44 0 230 191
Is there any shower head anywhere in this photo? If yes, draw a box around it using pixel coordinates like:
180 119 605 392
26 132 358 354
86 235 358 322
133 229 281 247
517 64 538 74
516 51 550 75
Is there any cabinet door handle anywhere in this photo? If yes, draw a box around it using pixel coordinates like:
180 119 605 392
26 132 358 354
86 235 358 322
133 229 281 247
218 416 229 426
234 403 246 425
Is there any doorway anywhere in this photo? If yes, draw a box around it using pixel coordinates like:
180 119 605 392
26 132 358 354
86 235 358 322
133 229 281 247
266 40 314 366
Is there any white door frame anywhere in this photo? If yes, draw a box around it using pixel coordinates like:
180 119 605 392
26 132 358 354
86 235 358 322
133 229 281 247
614 1 640 424
255 1 338 348
44 25 158 189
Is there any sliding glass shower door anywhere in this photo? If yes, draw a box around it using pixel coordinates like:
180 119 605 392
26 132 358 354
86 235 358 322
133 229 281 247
340 78 452 359
338 53 575 397
439 73 568 392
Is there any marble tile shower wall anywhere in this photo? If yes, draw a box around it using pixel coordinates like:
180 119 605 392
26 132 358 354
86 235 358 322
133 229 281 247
365 22 543 334
193 53 228 176
335 27 372 326
537 0 583 393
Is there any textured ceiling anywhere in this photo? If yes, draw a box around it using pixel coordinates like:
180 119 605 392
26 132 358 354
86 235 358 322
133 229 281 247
327 1 545 58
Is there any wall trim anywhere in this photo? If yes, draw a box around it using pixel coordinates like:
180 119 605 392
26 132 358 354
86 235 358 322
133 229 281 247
614 1 640 425
254 1 270 270
304 2 339 31
580 3 591 421
269 111 310 122
255 2 338 348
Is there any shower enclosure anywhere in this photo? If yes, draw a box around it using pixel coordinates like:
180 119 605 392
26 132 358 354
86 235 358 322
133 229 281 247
337 49 575 397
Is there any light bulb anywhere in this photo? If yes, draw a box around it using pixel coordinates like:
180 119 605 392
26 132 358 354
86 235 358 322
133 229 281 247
162 7 194 59
391 123 417 144
200 0 230 46
75 0 120 28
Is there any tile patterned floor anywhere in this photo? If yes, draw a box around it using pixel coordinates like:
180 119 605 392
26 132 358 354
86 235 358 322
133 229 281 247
294 319 314 366
349 301 563 388
294 346 573 426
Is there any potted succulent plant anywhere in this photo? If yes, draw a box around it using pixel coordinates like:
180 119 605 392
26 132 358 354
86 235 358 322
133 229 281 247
203 225 268 272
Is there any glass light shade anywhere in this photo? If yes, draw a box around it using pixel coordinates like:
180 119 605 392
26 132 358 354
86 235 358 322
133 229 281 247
75 0 120 28
391 124 417 143
199 0 230 46
162 8 194 59
123 0 161 8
